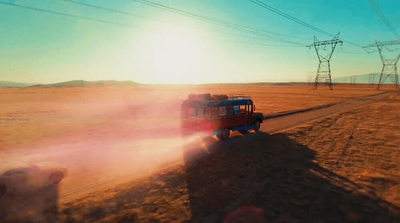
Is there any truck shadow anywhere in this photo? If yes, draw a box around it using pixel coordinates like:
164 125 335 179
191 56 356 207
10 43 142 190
0 184 60 223
183 131 400 222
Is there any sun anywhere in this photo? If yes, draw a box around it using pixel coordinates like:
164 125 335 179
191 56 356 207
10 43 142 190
147 23 206 84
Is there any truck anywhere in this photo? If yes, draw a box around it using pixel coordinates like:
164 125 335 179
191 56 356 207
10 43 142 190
181 93 264 140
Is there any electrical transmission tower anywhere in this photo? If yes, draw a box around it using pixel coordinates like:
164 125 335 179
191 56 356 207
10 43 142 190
363 40 400 90
350 76 356 87
369 73 376 84
308 33 343 90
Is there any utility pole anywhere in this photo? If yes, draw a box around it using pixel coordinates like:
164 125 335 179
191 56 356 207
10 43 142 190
369 73 375 84
308 32 343 90
350 76 356 87
363 40 400 90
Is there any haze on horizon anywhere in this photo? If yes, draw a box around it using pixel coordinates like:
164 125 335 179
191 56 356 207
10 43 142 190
0 0 399 85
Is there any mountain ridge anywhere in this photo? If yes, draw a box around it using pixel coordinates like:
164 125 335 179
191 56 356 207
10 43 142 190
0 80 139 88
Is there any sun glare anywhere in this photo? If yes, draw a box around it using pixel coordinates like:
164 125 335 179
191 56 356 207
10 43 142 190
147 23 206 84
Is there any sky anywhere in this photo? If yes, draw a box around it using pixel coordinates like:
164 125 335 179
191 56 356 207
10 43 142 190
0 0 399 84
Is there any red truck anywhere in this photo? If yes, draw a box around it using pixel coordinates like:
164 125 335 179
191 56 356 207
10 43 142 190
181 94 264 140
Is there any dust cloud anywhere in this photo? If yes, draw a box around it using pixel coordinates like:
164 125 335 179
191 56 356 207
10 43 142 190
0 85 221 221
1 86 209 200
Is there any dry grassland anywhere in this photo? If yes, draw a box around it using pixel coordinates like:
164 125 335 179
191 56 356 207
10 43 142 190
1 84 398 222
284 92 400 207
56 91 400 223
0 84 378 151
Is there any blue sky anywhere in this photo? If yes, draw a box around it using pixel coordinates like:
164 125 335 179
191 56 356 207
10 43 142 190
0 0 399 84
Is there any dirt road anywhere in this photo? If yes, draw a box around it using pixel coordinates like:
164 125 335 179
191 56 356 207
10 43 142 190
261 92 391 133
2 134 190 201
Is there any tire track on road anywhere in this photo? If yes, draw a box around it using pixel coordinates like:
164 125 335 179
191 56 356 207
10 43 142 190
261 92 391 133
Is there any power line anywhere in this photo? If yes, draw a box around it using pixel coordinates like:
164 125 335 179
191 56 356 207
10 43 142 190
0 1 364 50
217 30 308 43
3 0 353 49
249 0 333 36
223 39 305 48
368 0 400 40
132 0 305 45
0 2 138 28
249 0 364 49
0 2 303 49
61 0 309 46
61 0 151 21
363 40 400 48
62 0 308 44
246 27 311 41
337 51 371 55
62 0 307 46
131 0 305 46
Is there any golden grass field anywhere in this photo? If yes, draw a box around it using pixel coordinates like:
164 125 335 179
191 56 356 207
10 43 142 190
0 83 380 151
0 83 399 222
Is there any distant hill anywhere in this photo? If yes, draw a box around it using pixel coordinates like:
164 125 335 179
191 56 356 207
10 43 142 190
0 80 140 89
90 80 139 87
0 81 33 88
28 80 139 88
333 73 381 84
52 80 89 87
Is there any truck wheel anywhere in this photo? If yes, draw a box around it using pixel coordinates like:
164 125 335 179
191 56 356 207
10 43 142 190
253 120 261 132
217 129 230 140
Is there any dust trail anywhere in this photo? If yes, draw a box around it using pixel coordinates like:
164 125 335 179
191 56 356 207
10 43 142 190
0 132 209 221
1 86 213 200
